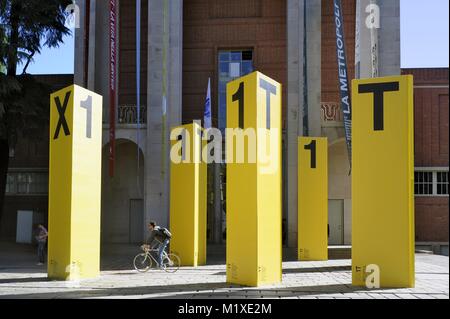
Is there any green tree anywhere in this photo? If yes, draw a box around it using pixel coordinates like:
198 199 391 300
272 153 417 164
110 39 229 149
0 0 71 224
0 26 5 74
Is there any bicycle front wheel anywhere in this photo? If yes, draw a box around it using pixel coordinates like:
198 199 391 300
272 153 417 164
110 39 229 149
162 253 180 273
133 253 152 272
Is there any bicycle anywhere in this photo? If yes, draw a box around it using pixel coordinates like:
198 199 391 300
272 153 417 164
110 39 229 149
133 244 181 273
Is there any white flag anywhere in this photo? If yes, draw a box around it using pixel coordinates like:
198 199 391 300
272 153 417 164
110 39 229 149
204 78 212 129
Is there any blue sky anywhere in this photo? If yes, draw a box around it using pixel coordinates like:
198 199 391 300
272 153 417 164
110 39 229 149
25 0 449 74
25 32 74 75
400 0 449 68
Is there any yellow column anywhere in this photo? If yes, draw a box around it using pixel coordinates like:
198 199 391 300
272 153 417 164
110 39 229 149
226 72 282 287
170 122 207 266
352 75 415 288
198 133 207 265
298 137 328 261
48 85 103 280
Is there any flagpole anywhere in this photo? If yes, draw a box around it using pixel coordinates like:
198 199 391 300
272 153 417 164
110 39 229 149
203 77 221 244
136 0 141 197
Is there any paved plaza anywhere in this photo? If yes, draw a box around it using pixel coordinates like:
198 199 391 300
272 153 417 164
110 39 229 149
0 243 448 299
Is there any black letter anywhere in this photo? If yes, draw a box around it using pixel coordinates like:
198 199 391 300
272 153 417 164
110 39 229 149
232 82 244 129
358 82 399 131
304 140 317 169
54 91 72 140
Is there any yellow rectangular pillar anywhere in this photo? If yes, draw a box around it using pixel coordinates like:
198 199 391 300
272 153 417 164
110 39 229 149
48 85 102 280
352 75 415 288
298 137 328 261
226 71 282 287
170 122 207 266
198 134 207 265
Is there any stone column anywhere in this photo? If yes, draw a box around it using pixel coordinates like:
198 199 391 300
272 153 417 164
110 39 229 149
146 0 183 230
74 0 111 120
355 0 401 78
355 0 373 79
286 0 322 248
87 0 97 92
378 0 401 76
286 0 305 248
306 0 322 138
74 0 87 86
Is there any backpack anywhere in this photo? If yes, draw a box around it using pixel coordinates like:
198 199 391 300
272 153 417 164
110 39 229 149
159 227 172 239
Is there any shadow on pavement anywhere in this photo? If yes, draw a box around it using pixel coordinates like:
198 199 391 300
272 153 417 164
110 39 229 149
211 265 352 276
282 266 352 274
0 276 49 284
0 282 386 299
149 284 392 299
0 282 242 299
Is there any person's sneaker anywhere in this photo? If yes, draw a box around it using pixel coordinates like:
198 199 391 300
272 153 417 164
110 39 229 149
37 263 44 266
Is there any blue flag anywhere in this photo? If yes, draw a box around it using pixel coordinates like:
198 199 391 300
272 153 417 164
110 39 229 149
333 0 352 170
204 78 212 129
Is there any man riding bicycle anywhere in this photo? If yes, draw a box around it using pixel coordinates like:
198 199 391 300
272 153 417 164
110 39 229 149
145 221 171 268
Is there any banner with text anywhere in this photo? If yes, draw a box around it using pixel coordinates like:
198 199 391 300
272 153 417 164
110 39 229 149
333 0 352 169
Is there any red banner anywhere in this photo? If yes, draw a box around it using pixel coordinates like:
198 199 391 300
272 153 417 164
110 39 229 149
109 0 117 177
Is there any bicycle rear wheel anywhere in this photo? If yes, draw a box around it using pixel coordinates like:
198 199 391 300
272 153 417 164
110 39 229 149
162 253 180 273
133 253 152 272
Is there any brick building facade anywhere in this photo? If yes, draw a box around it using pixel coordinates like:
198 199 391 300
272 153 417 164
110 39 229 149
1 1 447 254
1 75 74 240
402 68 449 248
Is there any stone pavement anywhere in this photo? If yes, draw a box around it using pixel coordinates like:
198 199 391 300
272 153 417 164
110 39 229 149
0 243 448 299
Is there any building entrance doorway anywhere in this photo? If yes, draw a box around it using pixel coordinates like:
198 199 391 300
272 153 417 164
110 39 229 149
328 200 344 245
101 140 144 244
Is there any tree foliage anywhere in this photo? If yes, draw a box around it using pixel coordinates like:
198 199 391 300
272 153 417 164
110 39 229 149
0 0 72 220
0 0 72 74
0 0 72 142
